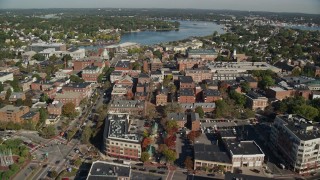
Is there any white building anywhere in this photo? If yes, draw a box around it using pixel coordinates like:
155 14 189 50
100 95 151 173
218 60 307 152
0 72 14 83
270 114 320 174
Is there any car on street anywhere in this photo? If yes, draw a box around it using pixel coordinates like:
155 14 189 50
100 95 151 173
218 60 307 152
149 169 157 173
158 171 165 174
131 167 137 170
157 166 168 170
139 168 146 171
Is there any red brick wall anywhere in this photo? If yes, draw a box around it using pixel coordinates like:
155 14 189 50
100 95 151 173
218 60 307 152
178 96 196 103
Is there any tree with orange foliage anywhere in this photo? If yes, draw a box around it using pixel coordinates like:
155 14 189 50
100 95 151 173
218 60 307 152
187 131 201 143
141 137 152 150
164 135 176 149
126 91 134 100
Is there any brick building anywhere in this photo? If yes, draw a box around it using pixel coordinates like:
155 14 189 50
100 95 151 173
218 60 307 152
156 93 168 106
185 68 212 83
54 92 82 107
62 82 92 98
202 89 222 103
0 105 33 123
82 66 103 83
103 114 142 160
245 91 268 110
178 88 195 103
266 86 293 100
179 76 195 89
47 101 63 115
150 58 163 72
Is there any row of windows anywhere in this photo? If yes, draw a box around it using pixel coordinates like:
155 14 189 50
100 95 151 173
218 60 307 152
110 142 138 148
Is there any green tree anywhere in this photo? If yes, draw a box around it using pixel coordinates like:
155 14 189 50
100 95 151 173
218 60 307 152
153 50 162 59
5 88 12 100
81 126 92 144
70 75 84 83
62 54 72 62
293 104 319 120
32 53 45 61
163 149 177 164
229 91 246 107
15 99 23 106
49 170 58 178
0 83 4 92
39 108 48 124
74 159 82 167
243 109 256 119
240 82 251 93
141 152 150 163
195 106 205 118
62 102 77 118
40 94 49 102
259 75 275 89
215 100 229 118
40 125 56 139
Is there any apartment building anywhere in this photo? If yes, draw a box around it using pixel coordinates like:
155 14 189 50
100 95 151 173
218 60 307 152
0 105 31 123
103 114 142 160
270 114 320 174
185 68 212 83
156 93 168 106
62 82 92 98
109 100 145 115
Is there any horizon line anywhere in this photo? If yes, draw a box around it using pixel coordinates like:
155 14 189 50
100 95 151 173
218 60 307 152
0 7 319 15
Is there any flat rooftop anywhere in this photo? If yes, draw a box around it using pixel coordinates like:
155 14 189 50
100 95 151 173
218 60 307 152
194 143 231 164
87 161 130 180
106 114 142 142
225 140 264 155
276 114 320 141
63 82 91 89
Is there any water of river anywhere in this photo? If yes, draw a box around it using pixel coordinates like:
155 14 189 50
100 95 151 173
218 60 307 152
119 21 225 45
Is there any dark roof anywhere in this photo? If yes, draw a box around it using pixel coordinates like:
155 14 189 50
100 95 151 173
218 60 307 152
225 172 273 180
274 61 295 71
179 88 194 96
87 161 130 180
194 143 231 164
167 113 187 121
115 61 130 68
246 91 266 99
21 111 38 120
63 82 91 88
225 140 264 155
236 76 257 83
139 73 150 78
179 76 193 83
203 89 221 97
